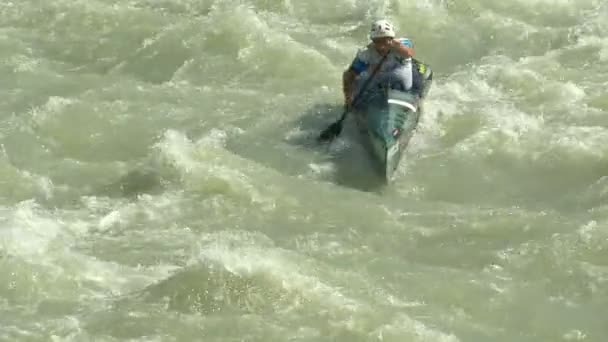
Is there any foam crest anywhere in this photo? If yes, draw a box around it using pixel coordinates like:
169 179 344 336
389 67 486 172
178 2 337 89
193 230 363 311
0 151 57 203
369 313 460 342
152 129 274 207
0 200 64 258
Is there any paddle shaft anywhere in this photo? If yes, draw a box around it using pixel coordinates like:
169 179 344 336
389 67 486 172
340 53 389 121
317 51 390 142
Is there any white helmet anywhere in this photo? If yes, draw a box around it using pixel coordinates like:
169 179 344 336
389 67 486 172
370 19 396 39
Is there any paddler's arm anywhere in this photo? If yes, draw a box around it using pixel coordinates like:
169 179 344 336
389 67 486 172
342 68 357 107
343 55 368 107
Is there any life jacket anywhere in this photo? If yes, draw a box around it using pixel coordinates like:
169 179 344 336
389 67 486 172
411 59 433 98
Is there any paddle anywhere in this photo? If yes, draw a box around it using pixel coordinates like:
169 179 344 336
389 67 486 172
317 52 389 142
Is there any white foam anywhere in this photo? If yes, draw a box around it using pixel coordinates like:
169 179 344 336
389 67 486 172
370 313 460 342
193 232 363 312
152 129 276 208
1 200 64 257
28 96 75 125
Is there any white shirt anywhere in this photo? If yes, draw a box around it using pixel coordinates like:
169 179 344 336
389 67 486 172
349 37 413 76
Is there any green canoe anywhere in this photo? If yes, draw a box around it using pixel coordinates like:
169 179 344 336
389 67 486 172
354 61 433 182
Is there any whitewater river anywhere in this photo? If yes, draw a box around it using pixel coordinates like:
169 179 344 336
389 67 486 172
1 0 607 341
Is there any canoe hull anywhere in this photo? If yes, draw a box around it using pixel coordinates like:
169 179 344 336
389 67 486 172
355 90 421 182
352 59 433 182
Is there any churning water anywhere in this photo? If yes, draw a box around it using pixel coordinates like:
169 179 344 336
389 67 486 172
1 0 607 341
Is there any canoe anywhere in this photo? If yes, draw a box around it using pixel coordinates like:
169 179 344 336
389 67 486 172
354 61 433 182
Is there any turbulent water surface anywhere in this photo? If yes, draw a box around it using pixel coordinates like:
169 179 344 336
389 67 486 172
1 0 608 341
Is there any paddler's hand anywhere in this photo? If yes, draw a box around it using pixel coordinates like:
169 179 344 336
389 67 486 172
391 39 413 58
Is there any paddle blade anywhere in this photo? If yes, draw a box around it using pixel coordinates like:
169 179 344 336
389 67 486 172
317 121 343 142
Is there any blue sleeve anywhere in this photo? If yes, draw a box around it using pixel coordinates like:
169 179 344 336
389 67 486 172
350 56 368 75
